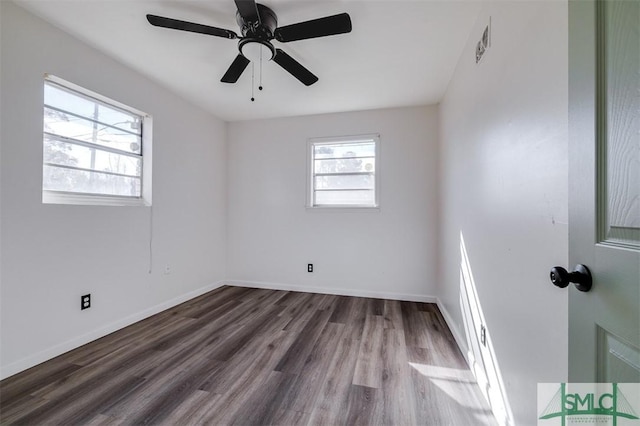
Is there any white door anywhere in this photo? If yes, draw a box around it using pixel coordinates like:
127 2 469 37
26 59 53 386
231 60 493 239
568 0 639 382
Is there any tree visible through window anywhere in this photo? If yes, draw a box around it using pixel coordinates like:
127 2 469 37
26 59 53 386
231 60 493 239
42 76 151 205
309 135 379 207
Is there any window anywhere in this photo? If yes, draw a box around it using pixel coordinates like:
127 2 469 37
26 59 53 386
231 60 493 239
308 134 380 208
42 75 151 206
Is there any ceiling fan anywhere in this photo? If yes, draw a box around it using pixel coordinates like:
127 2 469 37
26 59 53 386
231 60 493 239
146 0 352 87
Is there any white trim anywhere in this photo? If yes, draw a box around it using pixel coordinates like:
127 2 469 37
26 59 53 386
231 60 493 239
308 134 381 145
44 74 148 118
0 281 225 380
305 206 380 212
224 279 437 303
141 116 153 205
436 297 471 367
42 191 149 207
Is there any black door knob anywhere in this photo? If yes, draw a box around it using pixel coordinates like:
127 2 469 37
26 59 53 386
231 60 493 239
550 264 592 292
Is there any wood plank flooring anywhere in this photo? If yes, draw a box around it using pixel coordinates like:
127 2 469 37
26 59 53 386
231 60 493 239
0 286 496 425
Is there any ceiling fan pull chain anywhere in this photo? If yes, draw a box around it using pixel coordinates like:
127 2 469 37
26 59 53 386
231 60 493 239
259 47 263 91
251 62 255 102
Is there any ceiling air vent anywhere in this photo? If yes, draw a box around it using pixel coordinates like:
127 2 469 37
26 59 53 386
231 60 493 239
475 19 491 64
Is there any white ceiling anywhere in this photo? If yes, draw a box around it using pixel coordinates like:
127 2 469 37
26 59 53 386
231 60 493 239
16 0 482 122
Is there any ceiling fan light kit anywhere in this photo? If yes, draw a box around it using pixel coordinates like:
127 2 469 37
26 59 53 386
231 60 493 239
146 0 352 100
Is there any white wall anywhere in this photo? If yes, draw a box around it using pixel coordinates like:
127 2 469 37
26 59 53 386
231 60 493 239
227 106 438 300
438 2 568 425
0 1 227 378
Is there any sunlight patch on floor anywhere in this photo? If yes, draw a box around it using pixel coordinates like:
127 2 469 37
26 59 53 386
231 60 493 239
408 361 498 425
408 362 476 384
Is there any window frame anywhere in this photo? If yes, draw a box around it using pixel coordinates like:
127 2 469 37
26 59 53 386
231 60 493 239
42 74 152 207
306 134 381 210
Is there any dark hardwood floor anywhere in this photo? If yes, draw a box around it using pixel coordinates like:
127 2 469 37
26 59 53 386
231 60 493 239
0 286 496 425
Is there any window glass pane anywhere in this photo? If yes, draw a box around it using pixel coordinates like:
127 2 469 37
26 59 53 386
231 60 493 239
44 107 141 154
310 137 378 207
44 83 141 135
315 190 375 206
44 136 141 177
315 174 374 190
42 76 149 204
314 142 375 159
43 165 141 197
315 158 375 174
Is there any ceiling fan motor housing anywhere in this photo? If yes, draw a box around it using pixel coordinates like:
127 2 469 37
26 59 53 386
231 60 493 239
237 4 277 61
236 4 277 40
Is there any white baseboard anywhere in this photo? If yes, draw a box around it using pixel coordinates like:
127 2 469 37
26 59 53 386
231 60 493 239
436 297 470 367
0 281 225 380
224 279 438 303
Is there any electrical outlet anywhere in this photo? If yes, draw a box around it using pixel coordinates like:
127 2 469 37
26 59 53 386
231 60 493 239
480 324 487 346
81 294 91 310
308 263 313 273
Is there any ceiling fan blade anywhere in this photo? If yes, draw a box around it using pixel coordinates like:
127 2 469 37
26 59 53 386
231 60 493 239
146 14 237 39
234 0 260 24
221 54 251 83
273 49 318 86
274 13 352 42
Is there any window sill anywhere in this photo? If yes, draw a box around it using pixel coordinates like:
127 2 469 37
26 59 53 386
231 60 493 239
306 205 380 212
43 191 150 207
